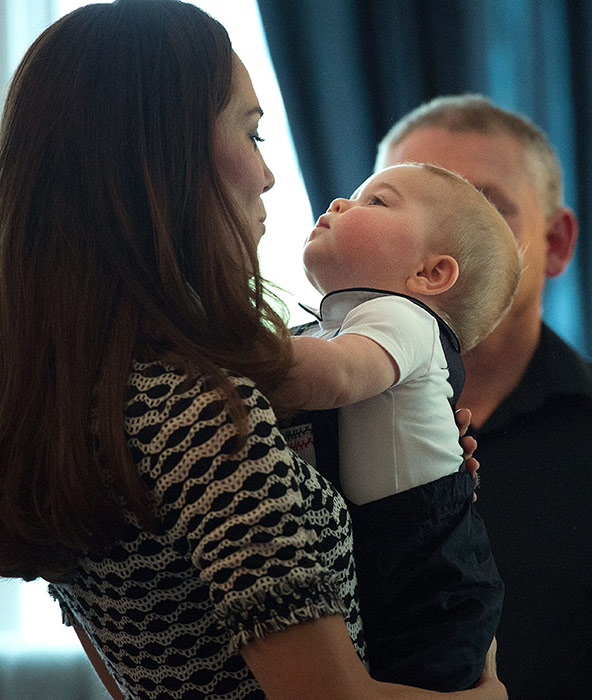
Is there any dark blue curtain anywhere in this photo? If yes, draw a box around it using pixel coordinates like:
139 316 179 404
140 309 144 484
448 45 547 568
257 0 591 356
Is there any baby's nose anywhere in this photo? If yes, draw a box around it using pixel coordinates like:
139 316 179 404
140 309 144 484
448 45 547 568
328 197 349 213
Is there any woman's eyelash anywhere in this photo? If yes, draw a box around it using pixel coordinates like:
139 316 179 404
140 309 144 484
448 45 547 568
250 134 265 146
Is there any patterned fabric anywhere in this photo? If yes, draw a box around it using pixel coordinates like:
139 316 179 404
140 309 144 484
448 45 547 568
49 361 363 700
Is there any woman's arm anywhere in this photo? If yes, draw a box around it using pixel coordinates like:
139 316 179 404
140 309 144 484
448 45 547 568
273 334 399 411
242 615 506 700
76 613 505 700
74 626 125 700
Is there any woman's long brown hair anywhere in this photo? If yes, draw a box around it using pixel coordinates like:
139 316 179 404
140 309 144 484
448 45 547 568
0 0 292 582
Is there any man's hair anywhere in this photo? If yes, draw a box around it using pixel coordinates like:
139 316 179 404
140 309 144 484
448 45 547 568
417 163 522 352
376 94 562 217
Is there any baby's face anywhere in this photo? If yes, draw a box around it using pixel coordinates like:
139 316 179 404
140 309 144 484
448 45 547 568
303 165 443 295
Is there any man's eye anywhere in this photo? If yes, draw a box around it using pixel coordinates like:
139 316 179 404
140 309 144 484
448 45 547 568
487 198 504 214
492 202 517 218
482 193 516 218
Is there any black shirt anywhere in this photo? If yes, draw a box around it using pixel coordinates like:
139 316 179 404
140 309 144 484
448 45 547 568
472 324 592 700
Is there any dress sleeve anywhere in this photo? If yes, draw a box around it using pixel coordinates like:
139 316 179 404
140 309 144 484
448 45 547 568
127 369 351 655
48 586 77 627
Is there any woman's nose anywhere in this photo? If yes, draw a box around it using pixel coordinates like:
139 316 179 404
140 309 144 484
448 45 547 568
262 158 275 193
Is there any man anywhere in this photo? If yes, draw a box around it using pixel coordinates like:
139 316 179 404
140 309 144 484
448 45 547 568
376 95 592 699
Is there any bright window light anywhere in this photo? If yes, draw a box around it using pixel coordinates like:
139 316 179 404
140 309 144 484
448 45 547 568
1 0 317 657
0 578 77 653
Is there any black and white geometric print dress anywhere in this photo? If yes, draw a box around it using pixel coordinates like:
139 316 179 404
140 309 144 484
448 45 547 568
49 360 364 700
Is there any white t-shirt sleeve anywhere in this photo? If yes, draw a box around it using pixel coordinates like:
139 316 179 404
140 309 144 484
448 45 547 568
338 296 438 385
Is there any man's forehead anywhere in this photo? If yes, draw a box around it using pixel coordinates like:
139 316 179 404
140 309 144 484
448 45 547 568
388 127 534 191
402 125 527 161
390 127 554 220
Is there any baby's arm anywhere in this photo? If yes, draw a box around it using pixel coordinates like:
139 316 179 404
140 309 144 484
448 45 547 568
274 334 399 410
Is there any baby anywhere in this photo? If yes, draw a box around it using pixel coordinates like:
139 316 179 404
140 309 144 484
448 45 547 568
277 163 521 691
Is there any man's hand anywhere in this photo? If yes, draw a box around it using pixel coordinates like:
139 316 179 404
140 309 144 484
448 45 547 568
455 407 480 499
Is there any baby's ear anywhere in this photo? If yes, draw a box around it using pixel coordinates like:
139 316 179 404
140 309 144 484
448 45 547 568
406 254 459 296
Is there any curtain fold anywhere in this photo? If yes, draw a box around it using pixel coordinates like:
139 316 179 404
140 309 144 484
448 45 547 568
567 0 592 346
257 0 591 356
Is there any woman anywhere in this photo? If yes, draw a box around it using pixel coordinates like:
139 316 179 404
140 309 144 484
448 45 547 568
0 1 505 698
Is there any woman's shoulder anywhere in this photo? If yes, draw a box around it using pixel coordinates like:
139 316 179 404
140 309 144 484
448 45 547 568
124 359 277 468
128 358 258 395
126 359 265 418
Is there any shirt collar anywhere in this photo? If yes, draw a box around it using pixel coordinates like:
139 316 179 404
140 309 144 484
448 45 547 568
299 287 461 351
478 323 592 433
300 288 398 331
534 323 592 396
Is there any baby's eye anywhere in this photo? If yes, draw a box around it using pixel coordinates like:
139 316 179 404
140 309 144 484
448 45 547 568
250 133 265 149
369 196 385 206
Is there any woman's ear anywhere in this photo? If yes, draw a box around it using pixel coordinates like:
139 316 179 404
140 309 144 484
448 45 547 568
406 254 459 296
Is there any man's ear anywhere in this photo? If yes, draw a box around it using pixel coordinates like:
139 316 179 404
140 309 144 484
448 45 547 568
406 254 459 296
545 207 578 278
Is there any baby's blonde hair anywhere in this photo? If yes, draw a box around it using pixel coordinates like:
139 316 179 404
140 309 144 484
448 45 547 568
417 163 522 351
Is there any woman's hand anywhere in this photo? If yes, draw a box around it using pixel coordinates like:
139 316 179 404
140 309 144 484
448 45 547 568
242 615 508 699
